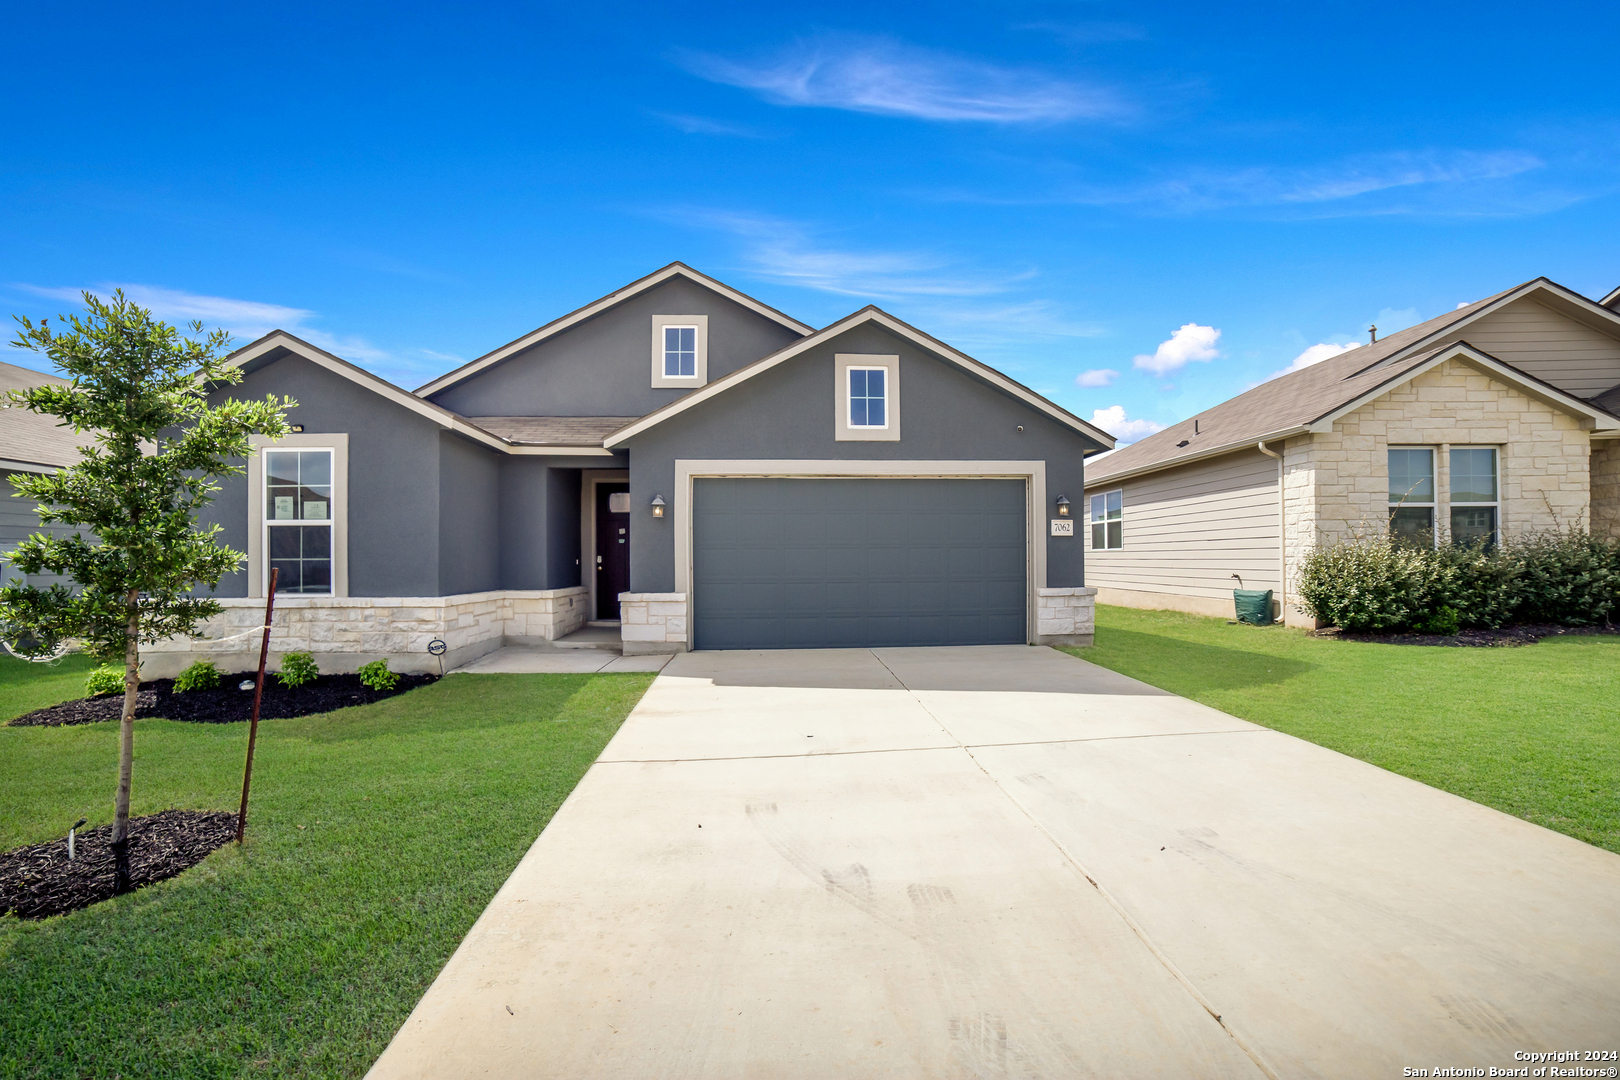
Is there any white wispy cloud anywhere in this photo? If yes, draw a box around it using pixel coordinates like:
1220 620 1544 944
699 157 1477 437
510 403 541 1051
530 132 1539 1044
1075 368 1118 387
1090 404 1164 443
15 282 398 369
1133 323 1221 376
675 209 1024 300
652 112 767 137
679 35 1126 123
1261 341 1361 383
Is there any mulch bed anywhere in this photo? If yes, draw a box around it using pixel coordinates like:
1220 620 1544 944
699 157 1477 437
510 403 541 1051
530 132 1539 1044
7 672 439 728
1314 623 1619 648
0 809 237 920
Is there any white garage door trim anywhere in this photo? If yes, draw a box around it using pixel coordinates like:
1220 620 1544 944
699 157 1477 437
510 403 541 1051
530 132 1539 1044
674 459 1047 643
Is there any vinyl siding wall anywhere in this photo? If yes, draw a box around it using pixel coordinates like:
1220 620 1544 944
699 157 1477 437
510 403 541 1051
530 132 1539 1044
1439 298 1620 398
1084 448 1280 616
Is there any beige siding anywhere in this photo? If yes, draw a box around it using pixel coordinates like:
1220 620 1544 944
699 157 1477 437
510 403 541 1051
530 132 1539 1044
1084 448 1280 603
1438 298 1620 398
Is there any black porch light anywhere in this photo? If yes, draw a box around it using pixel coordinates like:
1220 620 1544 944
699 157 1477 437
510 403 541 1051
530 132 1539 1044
651 494 666 518
1056 494 1071 517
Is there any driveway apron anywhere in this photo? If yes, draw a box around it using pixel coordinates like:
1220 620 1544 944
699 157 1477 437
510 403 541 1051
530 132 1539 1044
367 645 1620 1079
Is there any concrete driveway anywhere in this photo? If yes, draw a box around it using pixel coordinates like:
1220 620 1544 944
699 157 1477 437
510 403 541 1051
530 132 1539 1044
368 646 1620 1079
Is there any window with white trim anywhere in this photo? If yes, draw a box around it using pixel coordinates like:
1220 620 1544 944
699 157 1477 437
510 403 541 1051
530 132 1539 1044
1449 447 1498 547
266 449 333 594
847 367 888 428
1388 447 1435 544
663 325 697 379
1090 490 1123 549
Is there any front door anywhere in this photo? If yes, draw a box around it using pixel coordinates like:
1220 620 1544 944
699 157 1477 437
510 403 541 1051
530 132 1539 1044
595 483 630 620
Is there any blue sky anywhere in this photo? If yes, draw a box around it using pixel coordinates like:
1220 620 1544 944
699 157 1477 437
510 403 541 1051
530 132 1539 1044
4 1 1617 444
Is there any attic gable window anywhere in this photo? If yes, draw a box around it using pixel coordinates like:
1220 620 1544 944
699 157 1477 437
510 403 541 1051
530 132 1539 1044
651 314 708 388
663 326 697 378
847 367 887 428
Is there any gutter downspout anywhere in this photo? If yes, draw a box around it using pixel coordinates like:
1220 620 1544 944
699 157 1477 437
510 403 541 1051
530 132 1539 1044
1257 441 1284 623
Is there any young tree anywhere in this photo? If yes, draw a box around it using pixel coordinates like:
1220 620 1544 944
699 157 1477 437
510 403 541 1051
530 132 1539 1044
1 291 292 892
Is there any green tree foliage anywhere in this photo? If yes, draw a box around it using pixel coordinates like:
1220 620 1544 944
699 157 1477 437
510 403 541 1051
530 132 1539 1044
1 291 292 890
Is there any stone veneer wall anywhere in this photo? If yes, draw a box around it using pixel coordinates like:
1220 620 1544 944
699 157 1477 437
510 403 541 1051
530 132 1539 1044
1593 440 1620 539
1035 587 1096 646
618 592 689 655
1282 357 1594 626
141 587 588 678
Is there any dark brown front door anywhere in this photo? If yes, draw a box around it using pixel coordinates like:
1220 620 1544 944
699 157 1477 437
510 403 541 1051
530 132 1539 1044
595 483 630 620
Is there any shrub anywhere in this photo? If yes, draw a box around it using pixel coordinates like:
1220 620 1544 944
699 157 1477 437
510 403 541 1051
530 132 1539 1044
357 658 399 692
173 659 222 692
1413 606 1461 636
85 664 124 697
1297 527 1620 632
277 651 319 689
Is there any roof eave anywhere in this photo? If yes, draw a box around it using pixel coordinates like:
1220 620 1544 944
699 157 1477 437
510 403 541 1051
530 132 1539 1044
1085 426 1312 487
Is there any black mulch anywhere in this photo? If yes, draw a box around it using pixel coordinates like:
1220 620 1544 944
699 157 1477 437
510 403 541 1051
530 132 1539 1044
1314 623 1619 647
7 672 439 728
0 809 237 920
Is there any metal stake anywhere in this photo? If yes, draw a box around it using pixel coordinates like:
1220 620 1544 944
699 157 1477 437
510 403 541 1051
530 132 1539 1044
236 568 278 844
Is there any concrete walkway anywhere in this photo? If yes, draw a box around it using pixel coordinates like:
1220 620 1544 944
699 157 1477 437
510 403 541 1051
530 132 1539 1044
451 645 671 674
369 646 1620 1079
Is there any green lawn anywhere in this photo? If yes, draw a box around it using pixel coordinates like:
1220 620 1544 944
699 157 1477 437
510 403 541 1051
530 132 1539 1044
1067 605 1620 854
0 654 654 1079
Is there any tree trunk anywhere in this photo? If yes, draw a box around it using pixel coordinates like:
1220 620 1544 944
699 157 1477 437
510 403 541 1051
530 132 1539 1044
111 587 140 894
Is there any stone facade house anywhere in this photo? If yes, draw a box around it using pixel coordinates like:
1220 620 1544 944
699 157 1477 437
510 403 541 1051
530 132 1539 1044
1082 277 1620 627
100 263 1114 675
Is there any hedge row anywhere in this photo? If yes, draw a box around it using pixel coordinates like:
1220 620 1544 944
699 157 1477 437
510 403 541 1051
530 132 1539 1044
1296 529 1620 632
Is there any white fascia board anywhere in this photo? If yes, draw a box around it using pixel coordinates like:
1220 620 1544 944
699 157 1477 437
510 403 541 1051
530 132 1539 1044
1312 343 1620 433
221 333 514 453
605 307 1116 449
502 444 618 457
413 264 813 397
1602 285 1620 309
0 457 62 473
1084 426 1311 488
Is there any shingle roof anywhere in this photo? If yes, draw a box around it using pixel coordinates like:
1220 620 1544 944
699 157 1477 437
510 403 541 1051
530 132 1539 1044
469 416 641 445
1087 280 1547 484
0 361 84 471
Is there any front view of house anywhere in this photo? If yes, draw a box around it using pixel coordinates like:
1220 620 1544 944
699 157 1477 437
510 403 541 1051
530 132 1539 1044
147 264 1113 675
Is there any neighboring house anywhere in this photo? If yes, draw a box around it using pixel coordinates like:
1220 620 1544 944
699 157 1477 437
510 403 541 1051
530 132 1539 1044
1083 277 1620 627
1 361 84 589
144 263 1113 675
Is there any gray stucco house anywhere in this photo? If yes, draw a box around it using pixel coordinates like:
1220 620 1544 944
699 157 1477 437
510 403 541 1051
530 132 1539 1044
146 263 1113 675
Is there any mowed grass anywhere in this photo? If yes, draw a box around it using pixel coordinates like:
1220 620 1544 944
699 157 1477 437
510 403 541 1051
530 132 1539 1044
0 654 654 1078
1066 605 1620 854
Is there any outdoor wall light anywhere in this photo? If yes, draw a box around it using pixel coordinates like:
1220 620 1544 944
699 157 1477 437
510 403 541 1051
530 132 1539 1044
1056 495 1071 517
289 424 304 432
651 494 666 518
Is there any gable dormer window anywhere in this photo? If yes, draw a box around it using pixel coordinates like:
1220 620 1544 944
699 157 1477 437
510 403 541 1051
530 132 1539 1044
834 353 900 441
651 314 708 388
664 326 697 378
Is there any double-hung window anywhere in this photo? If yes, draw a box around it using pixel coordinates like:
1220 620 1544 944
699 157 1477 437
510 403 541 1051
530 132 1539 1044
266 449 333 594
1090 490 1123 549
1388 448 1435 543
847 367 887 428
663 326 697 379
1449 447 1499 547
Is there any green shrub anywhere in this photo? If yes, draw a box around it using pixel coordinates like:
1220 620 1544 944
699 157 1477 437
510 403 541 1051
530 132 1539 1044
173 659 222 692
1413 606 1461 636
1298 528 1620 632
357 659 399 692
85 664 125 697
277 651 319 689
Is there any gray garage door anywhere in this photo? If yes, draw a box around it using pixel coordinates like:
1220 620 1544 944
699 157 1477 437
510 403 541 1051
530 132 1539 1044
692 477 1027 650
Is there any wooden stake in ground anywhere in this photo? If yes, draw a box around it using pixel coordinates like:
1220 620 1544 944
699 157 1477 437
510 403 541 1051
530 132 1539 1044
236 568 278 844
